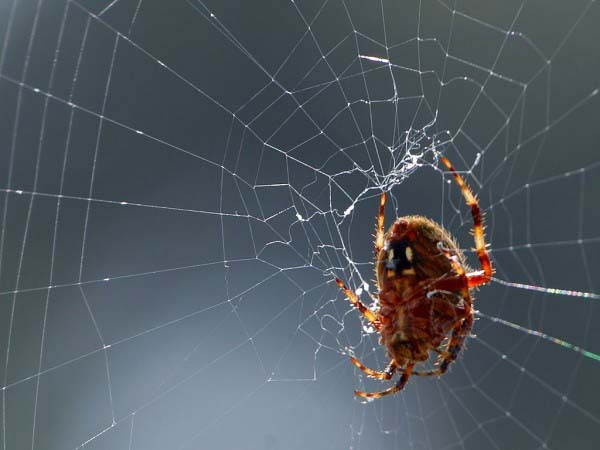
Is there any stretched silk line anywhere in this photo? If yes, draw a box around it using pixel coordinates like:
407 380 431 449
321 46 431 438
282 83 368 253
492 277 600 300
476 311 600 363
358 54 390 64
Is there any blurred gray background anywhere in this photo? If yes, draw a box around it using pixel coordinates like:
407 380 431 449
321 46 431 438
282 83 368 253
1 0 599 449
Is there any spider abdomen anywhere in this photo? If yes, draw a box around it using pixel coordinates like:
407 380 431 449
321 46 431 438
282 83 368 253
376 216 472 367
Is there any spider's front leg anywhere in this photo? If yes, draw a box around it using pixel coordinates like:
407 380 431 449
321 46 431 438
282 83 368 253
336 191 388 328
375 192 387 254
440 156 493 287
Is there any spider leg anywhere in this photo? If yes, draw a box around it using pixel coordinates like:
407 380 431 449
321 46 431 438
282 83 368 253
434 347 452 357
335 278 380 330
438 243 466 277
412 369 443 377
440 156 493 287
412 315 473 378
350 357 397 380
410 339 463 377
354 363 414 399
430 244 470 304
375 192 386 254
420 271 473 377
437 308 474 375
412 350 450 377
427 275 470 301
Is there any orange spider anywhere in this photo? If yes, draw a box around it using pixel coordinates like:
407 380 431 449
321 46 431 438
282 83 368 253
336 156 493 399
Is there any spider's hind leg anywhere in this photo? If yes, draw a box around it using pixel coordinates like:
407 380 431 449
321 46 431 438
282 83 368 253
438 312 474 373
355 363 415 399
426 311 474 377
350 357 396 380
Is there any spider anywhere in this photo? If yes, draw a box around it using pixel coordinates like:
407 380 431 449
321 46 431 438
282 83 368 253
335 156 493 399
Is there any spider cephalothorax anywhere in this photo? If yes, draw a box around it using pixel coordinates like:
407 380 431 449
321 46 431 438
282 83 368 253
336 157 493 399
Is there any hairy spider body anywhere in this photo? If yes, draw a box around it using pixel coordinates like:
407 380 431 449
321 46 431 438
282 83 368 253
377 216 470 368
336 157 492 399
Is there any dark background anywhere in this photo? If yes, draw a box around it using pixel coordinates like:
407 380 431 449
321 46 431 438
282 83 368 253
1 0 600 449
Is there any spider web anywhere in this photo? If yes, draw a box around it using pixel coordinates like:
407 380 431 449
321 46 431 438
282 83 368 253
1 0 600 449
